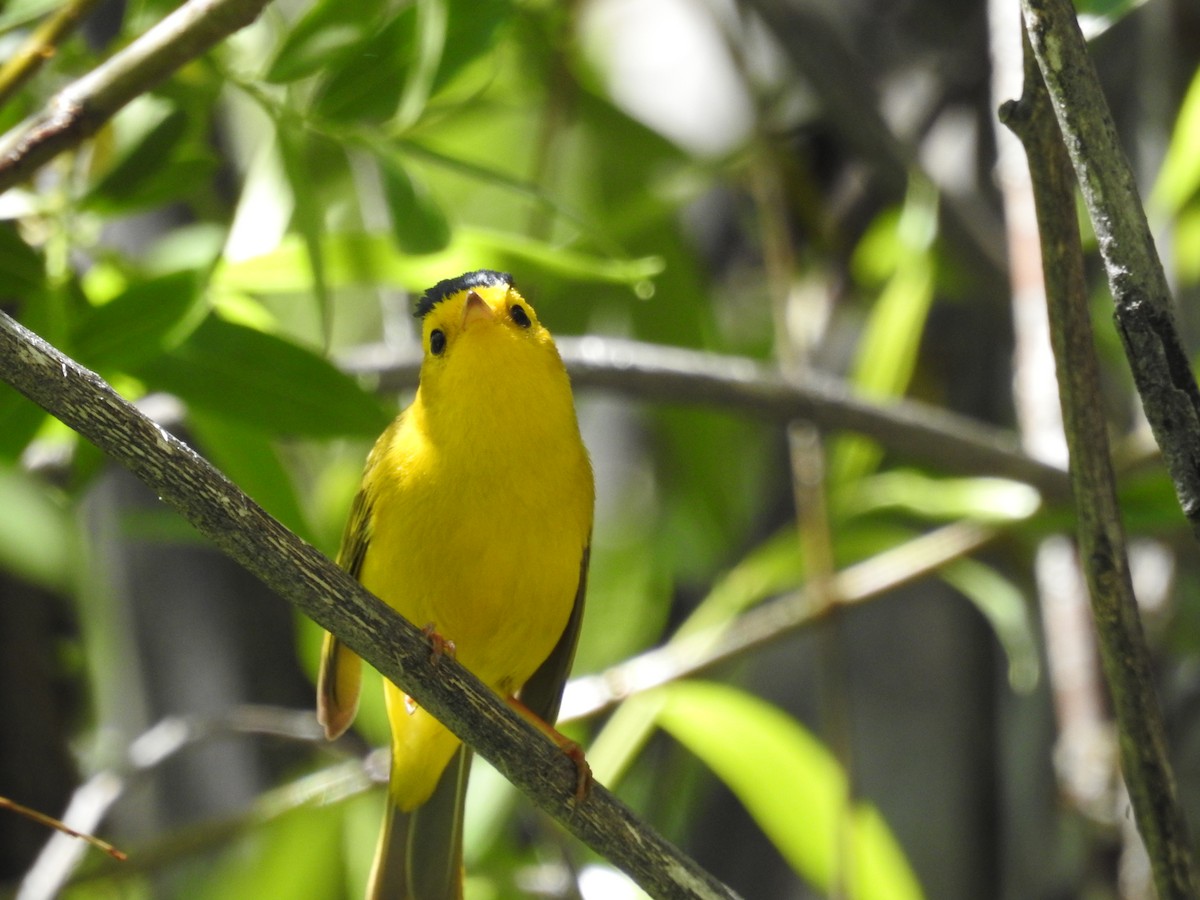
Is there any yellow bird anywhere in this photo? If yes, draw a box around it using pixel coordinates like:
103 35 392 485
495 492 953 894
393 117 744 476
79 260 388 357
317 270 594 899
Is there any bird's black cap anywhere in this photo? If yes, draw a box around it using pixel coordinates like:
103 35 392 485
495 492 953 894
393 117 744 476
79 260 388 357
414 270 513 319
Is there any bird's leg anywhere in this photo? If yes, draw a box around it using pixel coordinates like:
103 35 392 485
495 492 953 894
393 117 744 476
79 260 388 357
420 622 457 666
507 696 592 803
404 624 458 715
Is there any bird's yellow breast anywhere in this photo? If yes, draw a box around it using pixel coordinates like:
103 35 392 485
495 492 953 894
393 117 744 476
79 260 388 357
358 408 591 692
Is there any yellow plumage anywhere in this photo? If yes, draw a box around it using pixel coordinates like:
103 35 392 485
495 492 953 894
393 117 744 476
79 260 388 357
316 271 593 898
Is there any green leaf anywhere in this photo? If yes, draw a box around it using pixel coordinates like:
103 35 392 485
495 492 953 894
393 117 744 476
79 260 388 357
836 183 939 484
313 10 415 122
0 0 63 34
382 157 452 254
426 0 508 98
311 0 508 124
1152 65 1200 216
677 526 802 639
1169 206 1200 284
838 471 1041 524
940 559 1040 693
394 0 448 130
0 222 45 300
195 803 344 900
139 316 391 437
276 124 332 343
264 0 387 83
214 228 662 295
1074 0 1149 38
0 385 47 460
85 106 209 213
656 681 925 900
0 465 74 591
71 270 205 371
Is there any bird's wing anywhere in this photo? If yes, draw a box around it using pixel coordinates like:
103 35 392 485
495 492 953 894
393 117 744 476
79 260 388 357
316 482 373 739
519 541 591 723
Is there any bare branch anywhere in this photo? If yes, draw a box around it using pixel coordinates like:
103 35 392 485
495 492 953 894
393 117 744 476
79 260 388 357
0 0 272 193
1019 0 1200 541
0 0 104 112
1001 28 1199 897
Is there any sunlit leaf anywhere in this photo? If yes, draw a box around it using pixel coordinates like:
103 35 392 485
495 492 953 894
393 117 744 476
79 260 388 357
839 471 1041 523
1151 65 1200 216
215 228 662 295
676 526 802 638
138 316 390 437
656 681 925 900
0 0 62 33
394 0 448 130
835 183 940 484
1169 206 1200 284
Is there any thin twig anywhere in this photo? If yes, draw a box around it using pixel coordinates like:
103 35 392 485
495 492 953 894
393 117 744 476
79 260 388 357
1000 30 1199 898
989 0 1113 826
0 0 272 194
1019 0 1200 541
0 0 104 112
21 708 364 897
0 310 740 900
0 795 127 863
341 336 1072 499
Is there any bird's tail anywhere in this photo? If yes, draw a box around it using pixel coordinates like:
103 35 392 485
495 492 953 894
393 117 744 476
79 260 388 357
367 746 472 900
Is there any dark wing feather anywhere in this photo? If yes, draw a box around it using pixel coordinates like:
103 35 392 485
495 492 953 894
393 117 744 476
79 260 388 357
519 542 590 723
317 420 395 740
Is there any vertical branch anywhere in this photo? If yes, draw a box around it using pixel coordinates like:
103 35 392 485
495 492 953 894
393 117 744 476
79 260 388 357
1000 30 1199 900
988 0 1114 829
1019 0 1200 541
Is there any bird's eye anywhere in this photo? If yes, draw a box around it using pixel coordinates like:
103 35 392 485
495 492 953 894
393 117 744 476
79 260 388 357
510 304 531 328
429 329 446 355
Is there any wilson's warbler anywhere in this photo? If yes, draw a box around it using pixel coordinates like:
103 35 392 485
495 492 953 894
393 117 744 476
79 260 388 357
317 270 594 899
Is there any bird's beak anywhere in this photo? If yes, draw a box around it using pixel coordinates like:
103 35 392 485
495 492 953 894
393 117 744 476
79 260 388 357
461 291 495 329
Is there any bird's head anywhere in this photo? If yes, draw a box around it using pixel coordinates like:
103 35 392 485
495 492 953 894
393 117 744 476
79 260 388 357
413 270 566 409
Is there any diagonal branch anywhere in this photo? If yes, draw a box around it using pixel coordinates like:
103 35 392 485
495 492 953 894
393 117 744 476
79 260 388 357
1000 28 1199 898
563 521 997 720
1019 0 1200 541
0 310 742 900
0 0 272 194
0 0 104 113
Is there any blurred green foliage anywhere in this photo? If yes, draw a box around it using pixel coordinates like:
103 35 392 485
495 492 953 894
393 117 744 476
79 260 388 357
1 0 1198 898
